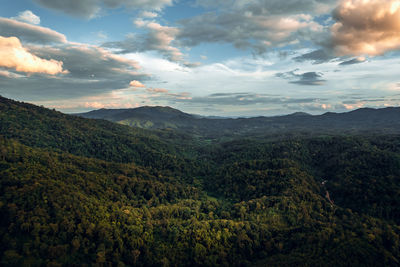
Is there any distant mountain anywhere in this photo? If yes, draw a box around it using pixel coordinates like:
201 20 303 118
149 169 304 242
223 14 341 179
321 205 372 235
76 106 195 130
288 112 312 117
76 106 400 138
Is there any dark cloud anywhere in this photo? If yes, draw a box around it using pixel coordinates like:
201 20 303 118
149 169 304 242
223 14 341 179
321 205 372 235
0 74 132 100
339 57 367 66
293 49 334 64
177 12 322 55
33 0 172 18
342 99 373 105
290 72 326 86
208 92 257 97
170 92 321 106
276 70 326 86
30 45 141 80
174 0 340 55
196 0 337 15
133 90 322 108
103 35 145 54
103 31 182 62
0 18 67 44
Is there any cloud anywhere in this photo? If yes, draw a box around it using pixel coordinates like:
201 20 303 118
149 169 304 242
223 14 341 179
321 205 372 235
81 101 138 109
35 44 141 76
183 62 202 68
130 80 145 87
290 72 326 85
173 0 341 55
276 70 326 85
140 11 158 18
339 56 366 66
103 0 336 64
0 16 148 101
0 17 67 44
0 42 146 100
0 69 24 78
331 0 400 56
134 20 182 62
33 0 173 18
102 0 336 65
293 49 335 64
195 0 337 15
146 87 169 93
29 43 144 80
103 21 180 60
0 36 67 75
103 20 199 66
177 12 323 54
34 89 142 112
127 88 321 109
12 10 41 25
171 92 321 106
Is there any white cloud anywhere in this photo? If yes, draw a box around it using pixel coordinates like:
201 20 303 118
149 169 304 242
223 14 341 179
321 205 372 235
103 19 200 66
13 10 41 25
140 11 159 18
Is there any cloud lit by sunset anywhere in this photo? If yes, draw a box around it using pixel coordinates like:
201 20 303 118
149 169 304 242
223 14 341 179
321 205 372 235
0 36 67 75
332 0 400 56
129 80 145 88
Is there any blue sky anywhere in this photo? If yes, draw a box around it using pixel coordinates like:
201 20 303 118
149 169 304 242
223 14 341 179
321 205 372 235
1 0 400 116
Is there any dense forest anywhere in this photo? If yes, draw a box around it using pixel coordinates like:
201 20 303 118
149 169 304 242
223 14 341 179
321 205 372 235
77 105 400 139
1 96 400 266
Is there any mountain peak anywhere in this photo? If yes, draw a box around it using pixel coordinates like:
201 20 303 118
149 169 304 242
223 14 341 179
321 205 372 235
136 105 185 114
289 112 312 116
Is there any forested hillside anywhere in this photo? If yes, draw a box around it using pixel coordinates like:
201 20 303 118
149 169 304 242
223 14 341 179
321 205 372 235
1 96 399 266
77 105 400 139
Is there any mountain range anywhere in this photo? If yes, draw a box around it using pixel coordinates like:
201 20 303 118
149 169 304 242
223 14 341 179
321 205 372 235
76 106 400 139
1 95 400 266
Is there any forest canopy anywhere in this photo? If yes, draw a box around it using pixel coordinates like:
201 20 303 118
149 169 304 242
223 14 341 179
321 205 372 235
0 96 399 266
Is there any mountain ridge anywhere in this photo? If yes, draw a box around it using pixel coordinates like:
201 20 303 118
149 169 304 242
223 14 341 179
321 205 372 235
75 104 400 138
76 105 400 120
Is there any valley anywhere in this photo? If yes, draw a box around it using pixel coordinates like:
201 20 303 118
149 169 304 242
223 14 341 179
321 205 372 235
1 96 399 266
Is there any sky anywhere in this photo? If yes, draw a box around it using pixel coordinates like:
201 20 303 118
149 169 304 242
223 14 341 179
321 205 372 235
1 0 400 116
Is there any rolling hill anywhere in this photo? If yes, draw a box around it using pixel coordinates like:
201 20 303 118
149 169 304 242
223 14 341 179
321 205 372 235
76 106 400 138
1 95 400 266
